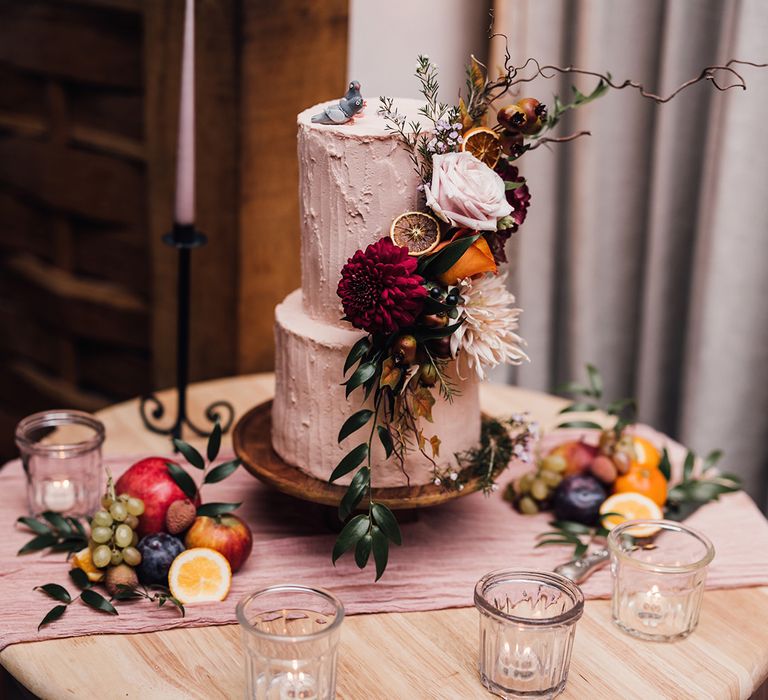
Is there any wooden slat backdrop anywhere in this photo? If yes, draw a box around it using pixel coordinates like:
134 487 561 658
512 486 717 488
0 0 350 458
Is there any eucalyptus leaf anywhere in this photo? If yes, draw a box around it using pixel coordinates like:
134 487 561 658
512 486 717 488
504 180 526 190
68 568 92 590
81 589 118 615
371 503 402 545
556 420 603 430
558 402 598 414
332 514 369 564
196 502 241 517
111 584 141 601
338 410 374 443
35 583 72 604
658 448 672 482
371 526 389 581
344 362 376 398
166 462 198 500
18 533 58 555
574 542 589 558
172 439 205 470
17 516 51 535
377 425 394 458
355 533 372 569
38 604 67 630
204 459 240 484
338 467 370 521
42 511 71 535
344 337 371 375
207 421 222 462
329 444 368 483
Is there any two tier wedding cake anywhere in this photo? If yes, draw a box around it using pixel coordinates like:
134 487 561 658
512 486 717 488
272 99 482 487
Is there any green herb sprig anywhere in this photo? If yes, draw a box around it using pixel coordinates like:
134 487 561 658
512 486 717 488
35 568 183 631
166 421 242 517
17 512 88 556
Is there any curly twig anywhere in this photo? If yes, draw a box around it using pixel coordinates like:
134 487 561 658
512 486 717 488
483 33 767 106
525 130 591 151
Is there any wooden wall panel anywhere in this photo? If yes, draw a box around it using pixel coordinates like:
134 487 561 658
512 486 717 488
237 0 349 372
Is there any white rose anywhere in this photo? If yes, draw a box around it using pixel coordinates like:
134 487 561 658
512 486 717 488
424 151 512 231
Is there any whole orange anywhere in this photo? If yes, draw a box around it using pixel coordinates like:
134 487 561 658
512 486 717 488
628 436 661 471
614 465 668 507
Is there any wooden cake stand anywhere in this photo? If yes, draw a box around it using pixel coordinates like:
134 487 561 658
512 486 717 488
233 400 487 510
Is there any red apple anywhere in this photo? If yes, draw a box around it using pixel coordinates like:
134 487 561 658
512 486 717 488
184 514 253 572
547 440 598 477
115 457 199 536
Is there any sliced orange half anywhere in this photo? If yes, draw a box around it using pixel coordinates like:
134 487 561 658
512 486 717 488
600 492 663 537
461 126 501 168
390 211 440 256
71 547 105 583
168 547 232 604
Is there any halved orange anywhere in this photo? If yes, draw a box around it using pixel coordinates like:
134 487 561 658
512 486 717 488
71 547 105 583
168 547 232 604
461 126 501 168
600 492 663 537
390 211 440 256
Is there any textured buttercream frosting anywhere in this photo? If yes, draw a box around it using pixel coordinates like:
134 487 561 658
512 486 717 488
271 98 482 486
272 290 481 487
297 98 427 325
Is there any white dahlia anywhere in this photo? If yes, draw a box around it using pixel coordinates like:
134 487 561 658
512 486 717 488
450 272 529 379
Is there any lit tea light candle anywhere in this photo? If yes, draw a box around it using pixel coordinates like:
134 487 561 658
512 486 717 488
635 584 667 627
497 640 540 681
277 666 317 700
43 479 76 512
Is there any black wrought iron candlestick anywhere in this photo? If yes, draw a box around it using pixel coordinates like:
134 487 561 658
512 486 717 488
139 223 234 441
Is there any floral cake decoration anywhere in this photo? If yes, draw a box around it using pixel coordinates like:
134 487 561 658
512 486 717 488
328 46 765 579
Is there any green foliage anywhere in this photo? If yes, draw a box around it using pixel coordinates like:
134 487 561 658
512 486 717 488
196 502 241 517
16 513 87 556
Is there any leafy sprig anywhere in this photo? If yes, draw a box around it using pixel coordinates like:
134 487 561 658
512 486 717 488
35 573 184 631
111 583 185 616
556 363 636 436
35 570 116 630
662 447 741 521
166 421 242 516
17 512 88 556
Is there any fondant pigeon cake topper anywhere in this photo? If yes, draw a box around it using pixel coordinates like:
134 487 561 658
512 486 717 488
311 80 365 125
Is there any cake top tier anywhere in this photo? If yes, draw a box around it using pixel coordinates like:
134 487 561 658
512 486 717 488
297 97 427 138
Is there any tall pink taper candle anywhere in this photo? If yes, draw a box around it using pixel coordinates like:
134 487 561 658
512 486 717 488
174 0 195 225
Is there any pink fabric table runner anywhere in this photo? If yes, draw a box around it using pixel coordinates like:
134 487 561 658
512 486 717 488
2 425 768 651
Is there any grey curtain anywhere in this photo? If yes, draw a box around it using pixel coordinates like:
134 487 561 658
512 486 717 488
492 0 768 505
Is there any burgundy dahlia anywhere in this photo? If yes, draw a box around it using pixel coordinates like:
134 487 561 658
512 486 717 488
337 237 427 334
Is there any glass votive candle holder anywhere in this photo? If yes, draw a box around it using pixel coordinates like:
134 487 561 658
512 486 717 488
236 584 344 700
474 569 584 700
607 519 715 642
15 410 105 517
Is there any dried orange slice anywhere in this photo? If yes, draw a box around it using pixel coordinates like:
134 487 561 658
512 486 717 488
461 126 501 168
168 547 231 604
390 211 440 256
600 492 663 537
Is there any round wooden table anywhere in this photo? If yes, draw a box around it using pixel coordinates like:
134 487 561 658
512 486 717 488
2 374 768 699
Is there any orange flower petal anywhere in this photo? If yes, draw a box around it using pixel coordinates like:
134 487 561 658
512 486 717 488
439 236 497 285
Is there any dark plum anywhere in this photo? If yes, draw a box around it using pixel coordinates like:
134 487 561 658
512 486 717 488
553 474 607 525
136 532 185 586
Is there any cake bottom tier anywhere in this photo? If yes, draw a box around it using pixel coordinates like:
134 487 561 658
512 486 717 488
272 289 481 487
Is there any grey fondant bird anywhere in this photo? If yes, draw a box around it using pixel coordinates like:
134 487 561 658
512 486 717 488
311 81 365 125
